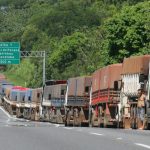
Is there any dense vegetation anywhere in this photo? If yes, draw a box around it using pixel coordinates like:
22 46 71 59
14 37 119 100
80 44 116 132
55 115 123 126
0 0 149 87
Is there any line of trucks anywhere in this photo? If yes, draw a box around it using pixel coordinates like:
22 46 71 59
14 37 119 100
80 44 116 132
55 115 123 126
0 55 150 129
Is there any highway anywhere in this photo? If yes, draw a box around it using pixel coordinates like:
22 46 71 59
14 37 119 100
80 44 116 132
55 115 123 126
0 107 150 150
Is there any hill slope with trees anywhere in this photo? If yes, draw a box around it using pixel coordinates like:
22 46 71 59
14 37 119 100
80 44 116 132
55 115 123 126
0 0 149 87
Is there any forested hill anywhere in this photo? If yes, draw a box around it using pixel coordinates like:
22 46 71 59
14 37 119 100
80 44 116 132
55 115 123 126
0 0 150 87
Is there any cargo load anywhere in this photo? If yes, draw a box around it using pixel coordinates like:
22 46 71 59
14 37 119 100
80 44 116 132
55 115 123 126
17 88 29 102
25 89 32 102
122 55 150 75
31 88 42 103
66 76 91 106
2 84 13 96
67 76 91 97
92 64 122 105
43 86 52 101
122 55 150 95
10 86 22 101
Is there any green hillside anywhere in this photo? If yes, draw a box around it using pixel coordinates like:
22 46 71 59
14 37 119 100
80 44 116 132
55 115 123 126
0 0 149 87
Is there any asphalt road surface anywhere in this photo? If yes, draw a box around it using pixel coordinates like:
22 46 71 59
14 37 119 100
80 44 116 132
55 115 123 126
0 107 150 150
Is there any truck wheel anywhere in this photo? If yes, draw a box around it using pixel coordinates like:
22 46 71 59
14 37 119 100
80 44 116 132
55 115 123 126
65 121 67 126
131 119 137 129
99 116 104 127
104 115 108 128
144 121 150 130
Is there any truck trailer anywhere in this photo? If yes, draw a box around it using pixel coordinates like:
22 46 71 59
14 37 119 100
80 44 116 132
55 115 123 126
23 88 42 121
16 88 30 118
91 64 122 127
2 85 20 116
65 76 92 127
42 80 67 124
121 55 150 129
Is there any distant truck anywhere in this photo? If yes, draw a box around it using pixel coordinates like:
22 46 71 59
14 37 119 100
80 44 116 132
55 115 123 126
23 88 42 121
1 84 18 115
65 76 92 126
16 87 29 118
42 80 67 123
120 55 150 129
1 84 42 121
91 64 122 127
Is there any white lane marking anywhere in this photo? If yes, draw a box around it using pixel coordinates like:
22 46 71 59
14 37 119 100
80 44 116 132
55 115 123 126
64 127 74 130
0 107 30 122
135 143 150 149
15 118 30 122
0 106 12 118
90 132 104 136
116 137 122 140
55 124 60 127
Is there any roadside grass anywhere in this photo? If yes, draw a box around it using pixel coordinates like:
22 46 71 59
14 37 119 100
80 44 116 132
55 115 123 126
1 59 35 87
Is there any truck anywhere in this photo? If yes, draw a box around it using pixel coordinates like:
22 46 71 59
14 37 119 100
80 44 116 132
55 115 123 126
2 85 19 116
16 88 29 118
42 80 67 124
91 64 122 127
121 55 150 129
65 76 92 127
23 88 42 121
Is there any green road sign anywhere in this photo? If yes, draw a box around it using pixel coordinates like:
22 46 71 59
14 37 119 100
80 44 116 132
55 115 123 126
0 42 20 64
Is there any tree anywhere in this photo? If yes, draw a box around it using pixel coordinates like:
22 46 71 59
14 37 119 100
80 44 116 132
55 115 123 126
47 29 104 79
30 0 101 37
103 1 150 63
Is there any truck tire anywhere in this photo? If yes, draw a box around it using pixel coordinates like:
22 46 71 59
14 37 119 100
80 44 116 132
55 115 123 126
131 119 137 129
144 121 150 130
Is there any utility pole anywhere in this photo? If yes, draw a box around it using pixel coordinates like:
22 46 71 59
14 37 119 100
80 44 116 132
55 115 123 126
43 51 46 86
41 51 46 116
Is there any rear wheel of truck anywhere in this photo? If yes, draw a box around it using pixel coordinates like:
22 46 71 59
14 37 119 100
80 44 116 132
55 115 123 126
144 121 150 130
91 117 96 127
131 118 138 129
31 109 35 121
104 114 108 128
99 116 104 128
65 121 67 126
